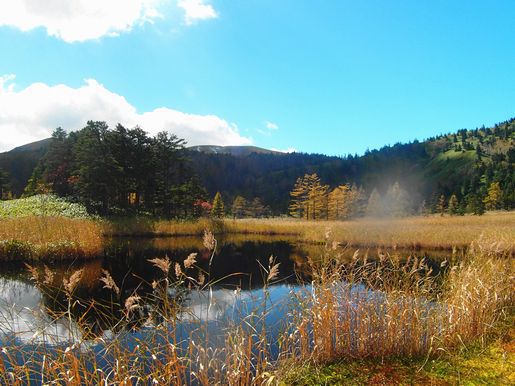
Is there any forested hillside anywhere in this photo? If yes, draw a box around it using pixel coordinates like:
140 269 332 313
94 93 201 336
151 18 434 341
0 118 513 216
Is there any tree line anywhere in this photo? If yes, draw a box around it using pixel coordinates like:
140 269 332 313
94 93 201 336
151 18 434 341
289 173 508 220
24 122 207 217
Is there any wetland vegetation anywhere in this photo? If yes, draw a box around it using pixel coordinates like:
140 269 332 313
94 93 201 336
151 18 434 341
0 120 513 384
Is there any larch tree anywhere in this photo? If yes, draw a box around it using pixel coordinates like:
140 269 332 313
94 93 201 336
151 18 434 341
289 176 309 219
483 182 503 210
437 194 446 216
328 185 348 220
327 184 364 220
289 173 328 220
305 173 329 220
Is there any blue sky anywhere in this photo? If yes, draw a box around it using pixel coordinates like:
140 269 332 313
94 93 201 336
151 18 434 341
0 0 513 154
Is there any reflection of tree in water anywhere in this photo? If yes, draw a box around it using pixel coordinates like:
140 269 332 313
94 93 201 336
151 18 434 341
5 238 451 344
17 239 302 339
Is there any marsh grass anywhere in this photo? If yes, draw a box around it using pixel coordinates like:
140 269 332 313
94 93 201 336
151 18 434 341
106 212 515 251
1 211 513 261
0 217 103 261
0 232 513 384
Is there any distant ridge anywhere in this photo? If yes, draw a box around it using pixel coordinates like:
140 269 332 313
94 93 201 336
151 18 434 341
187 145 283 156
7 138 52 153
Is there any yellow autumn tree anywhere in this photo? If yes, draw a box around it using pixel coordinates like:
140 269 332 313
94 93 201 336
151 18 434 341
289 173 328 220
289 177 309 218
483 182 503 210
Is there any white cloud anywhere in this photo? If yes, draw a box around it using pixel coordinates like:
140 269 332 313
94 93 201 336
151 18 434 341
177 0 218 26
0 75 252 152
265 121 279 131
0 0 163 42
258 120 280 136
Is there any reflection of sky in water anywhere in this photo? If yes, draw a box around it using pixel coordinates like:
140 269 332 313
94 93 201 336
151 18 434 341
0 276 298 348
0 278 83 345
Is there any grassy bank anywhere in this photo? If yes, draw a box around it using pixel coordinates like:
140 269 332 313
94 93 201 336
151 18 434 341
0 238 513 384
107 212 515 251
1 194 514 260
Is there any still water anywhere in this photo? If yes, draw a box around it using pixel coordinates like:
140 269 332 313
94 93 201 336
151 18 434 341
0 235 451 382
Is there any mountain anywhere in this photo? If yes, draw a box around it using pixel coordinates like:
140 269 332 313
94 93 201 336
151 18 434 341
0 139 51 195
0 118 513 213
188 145 282 156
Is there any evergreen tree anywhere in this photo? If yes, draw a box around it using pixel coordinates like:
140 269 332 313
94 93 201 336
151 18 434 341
448 194 459 215
0 167 10 199
43 128 75 196
151 131 187 217
466 193 485 215
211 192 225 218
73 121 120 213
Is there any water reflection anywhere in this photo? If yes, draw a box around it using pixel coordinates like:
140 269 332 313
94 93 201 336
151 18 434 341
0 236 451 346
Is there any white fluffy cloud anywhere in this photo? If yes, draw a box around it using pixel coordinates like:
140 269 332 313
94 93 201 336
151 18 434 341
177 0 218 25
265 121 279 131
0 0 163 42
0 75 252 152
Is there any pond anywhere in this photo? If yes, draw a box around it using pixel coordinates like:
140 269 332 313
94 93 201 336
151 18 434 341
0 235 453 383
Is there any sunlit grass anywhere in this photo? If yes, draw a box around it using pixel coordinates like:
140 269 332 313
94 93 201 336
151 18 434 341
107 211 515 251
0 216 103 260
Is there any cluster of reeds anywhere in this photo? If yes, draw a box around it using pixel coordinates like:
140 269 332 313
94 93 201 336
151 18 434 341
277 236 513 374
0 216 103 260
0 231 513 385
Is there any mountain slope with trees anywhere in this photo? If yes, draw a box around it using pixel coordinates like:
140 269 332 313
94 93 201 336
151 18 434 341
0 118 513 217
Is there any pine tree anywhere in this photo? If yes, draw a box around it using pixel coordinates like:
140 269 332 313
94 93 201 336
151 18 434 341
231 196 247 218
211 192 225 218
467 193 485 215
483 181 503 210
43 128 75 197
448 194 459 215
0 167 10 199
